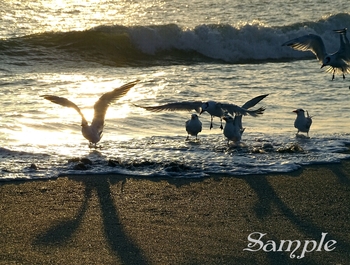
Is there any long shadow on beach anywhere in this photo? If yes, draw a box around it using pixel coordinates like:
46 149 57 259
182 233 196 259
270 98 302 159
33 176 148 265
33 185 90 246
243 172 350 260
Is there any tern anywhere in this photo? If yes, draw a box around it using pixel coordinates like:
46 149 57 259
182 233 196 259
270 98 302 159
293 108 312 137
135 94 268 129
223 114 242 145
41 80 139 147
185 113 202 140
282 28 350 80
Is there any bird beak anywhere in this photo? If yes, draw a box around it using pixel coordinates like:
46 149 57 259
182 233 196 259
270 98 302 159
320 64 325 69
292 110 297 113
199 110 204 115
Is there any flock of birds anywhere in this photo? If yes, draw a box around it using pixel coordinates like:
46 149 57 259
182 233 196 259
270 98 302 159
41 29 350 147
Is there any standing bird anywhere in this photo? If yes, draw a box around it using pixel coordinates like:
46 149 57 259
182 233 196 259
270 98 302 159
185 113 202 140
135 94 267 130
41 80 139 147
282 28 350 80
293 108 313 137
223 114 242 145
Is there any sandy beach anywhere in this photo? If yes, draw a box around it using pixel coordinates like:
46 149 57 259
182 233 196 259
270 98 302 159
1 160 350 265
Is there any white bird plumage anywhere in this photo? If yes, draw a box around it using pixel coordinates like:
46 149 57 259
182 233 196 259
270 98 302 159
282 28 350 80
293 108 313 137
185 113 202 140
41 80 140 147
222 114 243 145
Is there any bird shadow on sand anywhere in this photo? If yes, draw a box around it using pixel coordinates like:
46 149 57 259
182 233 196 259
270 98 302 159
33 175 148 265
241 166 350 263
32 155 350 265
33 186 90 246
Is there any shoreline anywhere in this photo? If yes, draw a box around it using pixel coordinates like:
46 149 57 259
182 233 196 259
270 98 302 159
1 160 350 264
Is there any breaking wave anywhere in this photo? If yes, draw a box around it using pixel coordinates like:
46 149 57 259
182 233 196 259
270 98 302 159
1 13 350 66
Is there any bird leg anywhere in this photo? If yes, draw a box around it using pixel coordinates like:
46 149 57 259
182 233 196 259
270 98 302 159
220 118 223 130
89 142 101 149
332 69 335 81
210 116 213 130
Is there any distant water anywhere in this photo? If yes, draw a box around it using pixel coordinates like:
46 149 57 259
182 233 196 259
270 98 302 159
1 1 350 180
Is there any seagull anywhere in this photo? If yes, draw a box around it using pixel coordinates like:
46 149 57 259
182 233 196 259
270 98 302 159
41 80 140 147
135 94 268 129
185 113 202 140
282 28 350 80
222 114 242 145
293 108 312 137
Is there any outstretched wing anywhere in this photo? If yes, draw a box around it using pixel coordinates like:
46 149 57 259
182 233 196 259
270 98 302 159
282 34 327 62
91 80 140 130
41 95 87 123
230 94 269 131
241 94 268 109
333 29 350 73
220 103 265 117
134 101 203 113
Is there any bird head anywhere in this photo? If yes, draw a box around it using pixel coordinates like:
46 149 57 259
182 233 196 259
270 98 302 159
200 102 209 115
81 120 88 127
191 113 199 120
321 56 331 68
293 109 305 115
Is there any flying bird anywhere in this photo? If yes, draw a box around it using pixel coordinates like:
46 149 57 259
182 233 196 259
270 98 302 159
135 94 268 130
282 28 350 80
222 114 243 145
41 80 140 147
293 108 313 137
185 113 202 140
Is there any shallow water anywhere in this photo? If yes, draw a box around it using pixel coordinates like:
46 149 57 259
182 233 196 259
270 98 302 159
1 1 350 180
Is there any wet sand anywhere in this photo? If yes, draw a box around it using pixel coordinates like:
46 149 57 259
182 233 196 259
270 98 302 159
1 160 350 265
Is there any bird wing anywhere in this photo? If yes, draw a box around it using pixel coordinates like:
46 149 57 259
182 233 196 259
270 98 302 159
41 95 87 123
241 94 269 109
306 117 312 130
134 101 203 113
224 94 269 134
220 103 244 115
334 28 350 49
306 111 313 129
282 34 327 62
91 80 140 130
226 94 268 133
221 103 265 117
333 30 350 72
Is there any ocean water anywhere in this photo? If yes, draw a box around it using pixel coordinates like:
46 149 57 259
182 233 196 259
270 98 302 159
1 0 350 180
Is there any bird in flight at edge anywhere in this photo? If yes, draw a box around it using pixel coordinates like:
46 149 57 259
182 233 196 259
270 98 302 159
282 28 350 80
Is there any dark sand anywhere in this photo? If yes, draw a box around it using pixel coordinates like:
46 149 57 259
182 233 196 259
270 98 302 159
1 161 350 265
